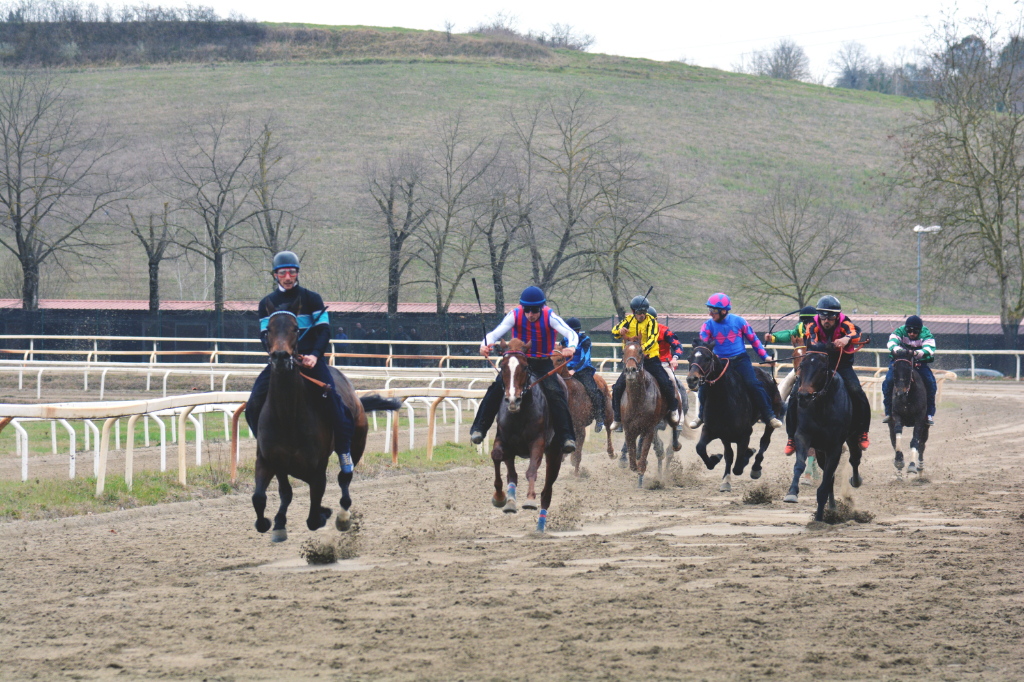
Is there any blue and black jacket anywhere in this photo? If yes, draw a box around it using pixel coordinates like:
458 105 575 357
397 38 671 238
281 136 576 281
563 332 593 372
258 285 331 358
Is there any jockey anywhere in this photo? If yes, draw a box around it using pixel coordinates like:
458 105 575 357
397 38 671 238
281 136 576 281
245 251 353 458
882 315 937 426
689 293 783 430
609 295 681 432
786 294 871 454
562 317 607 432
765 305 817 401
470 286 578 455
650 306 686 366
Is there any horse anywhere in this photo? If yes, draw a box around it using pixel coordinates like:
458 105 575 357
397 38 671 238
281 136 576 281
685 338 782 492
489 338 563 533
888 346 930 476
552 349 614 475
619 374 690 474
253 298 401 542
788 345 864 522
620 334 681 488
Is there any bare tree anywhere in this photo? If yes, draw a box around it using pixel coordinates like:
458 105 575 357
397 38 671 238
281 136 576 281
830 41 874 89
896 11 1024 349
0 70 125 310
475 150 529 314
247 121 307 260
589 145 691 317
517 91 610 295
128 202 176 312
747 39 811 81
365 152 429 314
727 181 860 309
443 20 454 42
415 113 495 314
170 111 263 313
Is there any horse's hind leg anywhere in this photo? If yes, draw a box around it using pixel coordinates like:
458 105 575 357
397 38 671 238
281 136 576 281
695 432 722 470
336 459 355 532
720 443 734 492
306 472 332 531
252 454 274 534
271 473 292 542
523 438 545 510
733 434 753 476
751 424 772 480
848 438 863 488
637 432 655 488
785 447 808 503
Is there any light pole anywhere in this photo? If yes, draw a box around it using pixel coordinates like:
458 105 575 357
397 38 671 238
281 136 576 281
913 225 941 316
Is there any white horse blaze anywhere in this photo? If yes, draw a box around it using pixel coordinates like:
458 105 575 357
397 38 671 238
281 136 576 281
505 356 520 401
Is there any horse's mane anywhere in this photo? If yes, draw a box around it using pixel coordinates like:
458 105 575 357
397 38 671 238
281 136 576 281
507 338 526 353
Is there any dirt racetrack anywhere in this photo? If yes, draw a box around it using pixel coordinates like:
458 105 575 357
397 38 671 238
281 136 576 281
1 383 1022 681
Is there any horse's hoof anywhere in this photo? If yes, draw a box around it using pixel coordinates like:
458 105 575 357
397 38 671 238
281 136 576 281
907 461 918 474
255 518 271 534
783 493 798 503
850 472 863 488
503 498 518 514
335 510 351 532
894 454 905 471
492 494 505 508
522 499 539 510
750 468 762 480
720 481 731 493
827 500 837 512
271 528 288 543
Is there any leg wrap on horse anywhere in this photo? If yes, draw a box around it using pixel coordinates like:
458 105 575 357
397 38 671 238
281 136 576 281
837 360 871 434
245 365 272 437
729 352 776 421
881 363 895 416
643 357 678 413
918 363 937 416
575 367 605 421
532 358 576 443
472 376 505 435
612 373 625 422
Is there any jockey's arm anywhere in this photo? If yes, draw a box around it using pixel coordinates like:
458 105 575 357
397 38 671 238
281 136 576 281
480 310 517 356
611 315 632 339
741 321 770 361
549 312 578 357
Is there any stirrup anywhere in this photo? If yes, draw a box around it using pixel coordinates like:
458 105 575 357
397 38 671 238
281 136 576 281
784 438 795 456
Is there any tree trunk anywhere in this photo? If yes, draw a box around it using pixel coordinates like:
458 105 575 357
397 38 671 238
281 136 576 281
21 259 40 311
148 260 160 313
387 248 401 315
214 250 224 313
491 263 505 315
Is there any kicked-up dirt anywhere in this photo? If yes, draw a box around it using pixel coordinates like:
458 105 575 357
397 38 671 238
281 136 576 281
0 383 1022 681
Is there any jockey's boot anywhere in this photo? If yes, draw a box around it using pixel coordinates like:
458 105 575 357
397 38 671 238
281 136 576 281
859 432 870 450
784 438 796 456
767 417 784 430
688 416 703 429
926 415 934 426
608 404 622 433
881 414 892 424
595 417 604 433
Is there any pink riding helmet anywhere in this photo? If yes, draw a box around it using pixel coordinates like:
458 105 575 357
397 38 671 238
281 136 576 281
706 292 732 311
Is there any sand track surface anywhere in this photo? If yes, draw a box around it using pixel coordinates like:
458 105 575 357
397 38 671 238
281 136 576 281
1 384 1022 681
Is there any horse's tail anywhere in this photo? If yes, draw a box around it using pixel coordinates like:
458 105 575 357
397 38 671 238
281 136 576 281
360 395 403 412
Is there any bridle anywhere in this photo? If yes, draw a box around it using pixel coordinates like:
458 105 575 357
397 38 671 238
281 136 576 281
265 309 330 397
622 340 643 372
799 349 842 402
688 345 730 386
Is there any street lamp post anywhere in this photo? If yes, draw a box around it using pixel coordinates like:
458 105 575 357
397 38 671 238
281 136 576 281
913 225 941 316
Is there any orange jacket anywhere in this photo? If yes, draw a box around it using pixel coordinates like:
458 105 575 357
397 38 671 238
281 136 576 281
806 314 860 355
657 324 684 362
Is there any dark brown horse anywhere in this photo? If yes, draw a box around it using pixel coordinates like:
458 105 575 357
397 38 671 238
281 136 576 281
553 348 614 475
620 334 679 487
489 338 563 533
888 346 930 476
253 298 400 542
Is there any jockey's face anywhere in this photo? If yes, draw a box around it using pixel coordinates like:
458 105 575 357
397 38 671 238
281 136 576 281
820 312 838 330
907 328 921 339
523 306 541 323
275 268 298 290
633 309 647 322
707 307 726 322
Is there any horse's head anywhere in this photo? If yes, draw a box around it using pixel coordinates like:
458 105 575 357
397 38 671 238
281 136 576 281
791 345 807 372
891 346 915 403
686 337 716 390
796 344 832 404
552 344 570 377
622 334 644 378
500 338 530 412
265 297 302 373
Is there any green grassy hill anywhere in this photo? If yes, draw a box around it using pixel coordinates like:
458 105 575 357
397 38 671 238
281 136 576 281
28 26 971 317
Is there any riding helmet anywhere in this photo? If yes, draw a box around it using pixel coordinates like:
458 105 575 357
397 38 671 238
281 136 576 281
799 305 817 320
566 317 583 332
706 293 731 311
815 295 842 314
272 251 300 272
630 295 650 313
905 315 923 332
519 286 546 307
647 306 657 316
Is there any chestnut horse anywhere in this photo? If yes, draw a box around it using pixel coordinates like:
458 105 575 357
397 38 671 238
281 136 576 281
553 348 614 475
489 338 563 533
253 298 400 542
620 334 680 487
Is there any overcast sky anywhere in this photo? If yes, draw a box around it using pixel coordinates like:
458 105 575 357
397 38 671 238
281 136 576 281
187 0 1015 78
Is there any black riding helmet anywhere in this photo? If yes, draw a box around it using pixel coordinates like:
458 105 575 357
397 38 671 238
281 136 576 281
630 295 650 314
905 315 923 333
799 305 817 321
272 250 300 272
816 295 842 315
566 317 583 332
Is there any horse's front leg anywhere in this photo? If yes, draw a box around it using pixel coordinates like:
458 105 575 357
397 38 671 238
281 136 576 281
252 452 274 534
847 436 863 488
491 440 517 514
720 442 734 492
908 421 928 474
523 436 545 510
892 418 905 471
733 433 753 476
604 398 615 458
815 447 842 522
750 423 773 480
336 452 355 532
306 470 332 531
624 428 639 472
272 473 292 543
637 430 655 488
785 443 809 503
694 430 722 470
537 443 563 533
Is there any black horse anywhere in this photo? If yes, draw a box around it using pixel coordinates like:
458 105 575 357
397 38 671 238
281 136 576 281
686 338 783 492
253 299 400 542
788 345 864 522
888 346 931 475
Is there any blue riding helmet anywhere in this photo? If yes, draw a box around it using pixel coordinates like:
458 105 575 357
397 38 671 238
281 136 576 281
272 251 300 272
706 293 731 311
519 286 546 307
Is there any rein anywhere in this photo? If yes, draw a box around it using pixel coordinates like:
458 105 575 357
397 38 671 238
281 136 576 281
500 349 566 393
801 349 843 401
689 345 730 386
